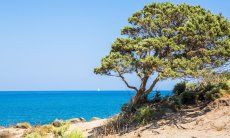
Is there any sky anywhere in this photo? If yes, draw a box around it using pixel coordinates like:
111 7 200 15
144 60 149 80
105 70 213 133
0 0 229 91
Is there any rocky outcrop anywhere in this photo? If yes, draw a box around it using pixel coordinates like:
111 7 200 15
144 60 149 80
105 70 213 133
90 117 101 121
79 117 86 122
15 122 31 129
52 119 64 127
68 118 86 123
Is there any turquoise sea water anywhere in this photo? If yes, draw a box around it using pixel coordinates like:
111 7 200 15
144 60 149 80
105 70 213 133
0 91 171 126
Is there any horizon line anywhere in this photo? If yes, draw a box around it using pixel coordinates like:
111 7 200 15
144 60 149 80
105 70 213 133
0 89 173 92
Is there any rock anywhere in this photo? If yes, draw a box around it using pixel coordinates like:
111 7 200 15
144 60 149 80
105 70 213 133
15 122 31 129
90 117 101 121
52 119 64 127
79 117 86 122
68 118 82 123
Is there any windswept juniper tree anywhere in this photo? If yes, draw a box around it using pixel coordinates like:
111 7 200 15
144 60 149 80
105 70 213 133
94 3 230 105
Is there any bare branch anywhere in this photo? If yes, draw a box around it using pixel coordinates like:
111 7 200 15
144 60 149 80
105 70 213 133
105 73 120 77
117 73 138 91
106 72 138 91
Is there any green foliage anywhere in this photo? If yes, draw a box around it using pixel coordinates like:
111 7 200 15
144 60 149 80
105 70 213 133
25 132 42 138
167 96 181 108
204 87 222 101
94 2 230 104
201 71 230 87
24 122 83 138
63 130 84 138
24 125 54 138
218 82 229 90
152 91 161 103
131 100 176 124
134 106 154 123
53 122 70 137
180 92 198 104
173 76 229 104
173 82 186 95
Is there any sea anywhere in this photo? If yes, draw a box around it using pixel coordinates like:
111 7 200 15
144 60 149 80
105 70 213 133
0 90 172 127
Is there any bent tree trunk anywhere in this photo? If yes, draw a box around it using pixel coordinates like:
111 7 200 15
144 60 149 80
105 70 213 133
132 90 145 105
132 77 159 105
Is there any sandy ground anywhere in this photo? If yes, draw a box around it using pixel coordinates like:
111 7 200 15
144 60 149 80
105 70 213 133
1 96 229 138
107 106 230 138
68 119 107 137
64 106 229 138
69 96 230 138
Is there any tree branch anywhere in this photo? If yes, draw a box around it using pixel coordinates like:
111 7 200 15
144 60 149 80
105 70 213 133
106 73 120 77
144 75 159 94
106 71 138 91
135 68 142 79
139 76 149 91
118 73 138 91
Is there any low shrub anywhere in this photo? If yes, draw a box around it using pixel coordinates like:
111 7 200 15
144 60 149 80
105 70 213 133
205 87 223 101
180 92 198 105
64 130 84 138
173 82 186 95
152 91 161 103
173 78 229 105
219 82 230 90
134 106 154 124
24 124 54 137
25 132 42 138
167 96 181 109
53 122 70 137
185 83 197 92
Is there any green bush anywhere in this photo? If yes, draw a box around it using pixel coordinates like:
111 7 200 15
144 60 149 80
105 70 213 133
185 83 197 92
173 82 186 95
25 132 42 138
134 106 154 124
205 87 222 101
219 82 229 90
64 130 84 138
152 91 161 103
180 92 198 105
53 122 70 137
168 96 181 107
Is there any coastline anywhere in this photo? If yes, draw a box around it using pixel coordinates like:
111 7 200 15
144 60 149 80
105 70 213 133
1 95 229 138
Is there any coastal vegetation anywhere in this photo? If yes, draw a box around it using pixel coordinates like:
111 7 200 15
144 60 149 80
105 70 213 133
92 71 229 136
93 2 230 136
94 2 230 105
24 120 83 138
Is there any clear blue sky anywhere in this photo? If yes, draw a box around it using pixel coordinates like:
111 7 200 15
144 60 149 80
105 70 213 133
0 0 229 91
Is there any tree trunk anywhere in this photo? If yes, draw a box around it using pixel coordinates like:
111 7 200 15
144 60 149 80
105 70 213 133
132 77 159 105
132 90 145 105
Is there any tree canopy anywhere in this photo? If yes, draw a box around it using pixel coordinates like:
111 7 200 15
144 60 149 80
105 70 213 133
94 2 230 104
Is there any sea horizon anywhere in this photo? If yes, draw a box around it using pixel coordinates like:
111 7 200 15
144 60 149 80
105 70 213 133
0 89 172 92
0 90 172 127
